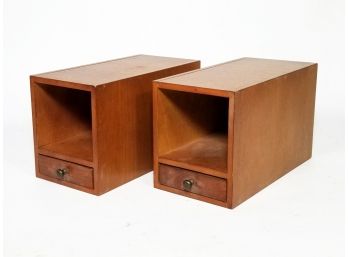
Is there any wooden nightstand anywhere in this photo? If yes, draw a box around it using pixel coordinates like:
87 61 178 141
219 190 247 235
153 57 317 208
30 55 200 195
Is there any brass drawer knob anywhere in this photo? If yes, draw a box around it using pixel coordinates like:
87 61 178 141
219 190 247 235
183 179 193 191
56 168 69 178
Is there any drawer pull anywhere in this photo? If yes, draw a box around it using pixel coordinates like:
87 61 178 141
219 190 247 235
56 168 69 178
183 179 194 191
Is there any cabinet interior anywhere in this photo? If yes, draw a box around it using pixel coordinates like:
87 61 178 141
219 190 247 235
34 83 93 165
156 88 229 176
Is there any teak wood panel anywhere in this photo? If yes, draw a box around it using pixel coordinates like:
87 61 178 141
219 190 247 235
156 57 315 92
34 55 200 86
95 63 200 194
231 65 317 207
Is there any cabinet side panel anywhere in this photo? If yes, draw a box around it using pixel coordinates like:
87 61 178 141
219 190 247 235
30 78 39 176
226 93 235 208
96 63 200 194
232 65 317 207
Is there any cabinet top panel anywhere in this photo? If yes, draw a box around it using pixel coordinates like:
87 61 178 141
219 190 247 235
32 55 199 86
156 58 316 92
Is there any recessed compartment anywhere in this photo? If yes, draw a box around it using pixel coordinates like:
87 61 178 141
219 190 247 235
33 83 93 166
156 89 229 177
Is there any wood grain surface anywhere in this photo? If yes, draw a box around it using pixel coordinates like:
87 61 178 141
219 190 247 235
31 55 200 194
33 55 199 86
231 64 317 207
95 62 200 194
153 58 317 208
156 57 314 92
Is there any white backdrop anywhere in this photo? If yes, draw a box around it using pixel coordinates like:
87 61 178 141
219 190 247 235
4 0 345 257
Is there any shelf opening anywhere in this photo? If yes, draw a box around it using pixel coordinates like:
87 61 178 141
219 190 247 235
156 88 229 175
34 83 93 165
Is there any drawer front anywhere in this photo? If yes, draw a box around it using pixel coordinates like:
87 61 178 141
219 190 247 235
159 164 227 201
38 155 93 189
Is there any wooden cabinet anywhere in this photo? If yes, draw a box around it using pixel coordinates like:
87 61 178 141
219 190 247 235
153 57 317 208
31 55 200 195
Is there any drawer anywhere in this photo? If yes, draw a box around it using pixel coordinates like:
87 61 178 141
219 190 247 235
38 155 93 189
159 164 227 202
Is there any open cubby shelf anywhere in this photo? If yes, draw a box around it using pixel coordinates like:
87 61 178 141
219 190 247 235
158 133 227 177
38 131 93 165
34 83 93 166
156 89 229 178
